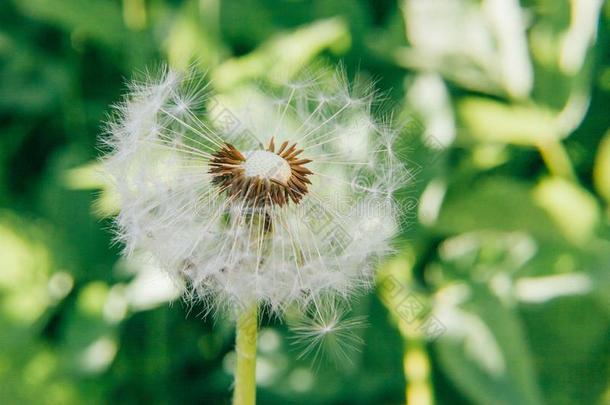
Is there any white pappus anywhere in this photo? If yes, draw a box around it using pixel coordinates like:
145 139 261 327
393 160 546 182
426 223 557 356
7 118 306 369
102 65 403 350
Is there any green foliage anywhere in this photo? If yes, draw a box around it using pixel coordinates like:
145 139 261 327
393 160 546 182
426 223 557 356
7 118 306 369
1 0 609 404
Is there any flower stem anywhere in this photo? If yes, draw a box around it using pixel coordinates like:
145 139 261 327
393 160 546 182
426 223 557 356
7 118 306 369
233 305 258 405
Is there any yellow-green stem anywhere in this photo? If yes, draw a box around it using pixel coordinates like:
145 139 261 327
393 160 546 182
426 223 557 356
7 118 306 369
378 253 434 405
537 140 577 182
403 340 433 405
233 305 258 405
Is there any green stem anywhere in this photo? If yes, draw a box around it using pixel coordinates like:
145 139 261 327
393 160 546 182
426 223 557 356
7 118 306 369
233 305 258 405
537 140 577 182
378 252 434 405
403 340 433 405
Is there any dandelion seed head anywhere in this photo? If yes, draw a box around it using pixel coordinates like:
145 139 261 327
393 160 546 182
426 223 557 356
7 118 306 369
102 66 401 316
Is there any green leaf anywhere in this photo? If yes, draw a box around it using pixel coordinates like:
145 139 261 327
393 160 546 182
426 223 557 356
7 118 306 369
59 282 118 375
15 0 126 48
593 129 610 204
164 1 226 70
533 176 600 244
520 294 610 404
212 17 350 89
435 177 565 243
435 285 543 405
458 98 558 145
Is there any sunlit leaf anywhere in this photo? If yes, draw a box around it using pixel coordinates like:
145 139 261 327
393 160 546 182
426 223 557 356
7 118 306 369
435 285 543 405
533 176 600 244
213 17 350 89
458 98 558 145
164 1 226 70
435 177 565 243
593 129 610 205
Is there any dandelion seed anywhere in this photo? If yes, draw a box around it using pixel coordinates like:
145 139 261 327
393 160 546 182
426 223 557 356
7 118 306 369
290 301 367 367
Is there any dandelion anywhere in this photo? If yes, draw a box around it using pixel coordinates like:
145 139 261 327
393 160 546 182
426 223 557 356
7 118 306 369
102 65 402 404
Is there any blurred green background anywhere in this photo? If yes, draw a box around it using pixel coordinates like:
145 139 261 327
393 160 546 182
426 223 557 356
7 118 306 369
1 0 610 404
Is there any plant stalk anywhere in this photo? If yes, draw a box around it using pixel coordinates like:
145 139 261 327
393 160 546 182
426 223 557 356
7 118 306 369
233 305 258 405
536 139 577 182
